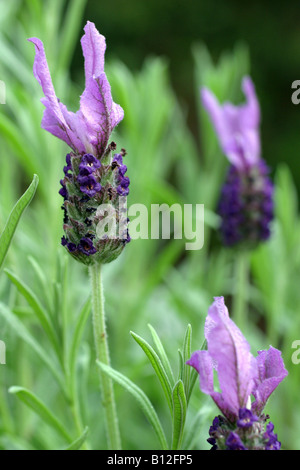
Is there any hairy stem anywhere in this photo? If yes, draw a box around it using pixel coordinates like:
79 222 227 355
89 263 121 450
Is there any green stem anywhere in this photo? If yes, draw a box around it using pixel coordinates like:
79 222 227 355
232 250 249 331
89 264 121 450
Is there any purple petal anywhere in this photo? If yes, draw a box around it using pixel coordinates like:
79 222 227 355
28 37 86 153
204 297 257 419
29 23 124 157
81 21 106 83
41 99 87 153
240 76 260 128
80 73 124 155
187 349 234 421
28 38 65 123
252 346 288 414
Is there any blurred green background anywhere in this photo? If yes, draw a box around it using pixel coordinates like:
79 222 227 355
0 0 299 451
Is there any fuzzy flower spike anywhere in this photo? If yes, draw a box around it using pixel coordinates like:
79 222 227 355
28 22 130 265
201 78 273 247
187 297 288 450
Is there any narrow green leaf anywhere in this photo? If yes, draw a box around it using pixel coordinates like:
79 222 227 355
177 349 184 381
171 380 187 450
130 331 173 413
9 386 72 443
148 324 175 385
63 427 89 450
0 174 38 269
4 269 61 360
97 361 168 450
182 324 192 398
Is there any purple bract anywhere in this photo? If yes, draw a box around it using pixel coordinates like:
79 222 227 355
28 21 123 157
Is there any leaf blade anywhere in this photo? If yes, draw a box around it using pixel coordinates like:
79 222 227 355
147 324 175 386
171 380 187 451
130 331 173 413
0 174 38 269
97 361 168 450
9 386 72 443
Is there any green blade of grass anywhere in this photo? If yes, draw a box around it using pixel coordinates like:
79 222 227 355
0 174 38 269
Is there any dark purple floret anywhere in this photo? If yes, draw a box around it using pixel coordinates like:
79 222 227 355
63 153 72 175
78 174 102 197
59 179 68 199
61 236 77 253
61 236 67 246
117 185 129 196
78 237 97 256
209 416 221 435
118 164 127 176
112 153 123 165
237 408 258 429
113 152 130 197
263 422 281 450
226 432 247 450
78 167 93 177
207 438 217 450
120 176 130 189
218 160 274 247
67 242 77 253
79 153 101 173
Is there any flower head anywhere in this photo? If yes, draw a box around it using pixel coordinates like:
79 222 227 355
187 297 288 450
29 22 130 265
201 78 274 247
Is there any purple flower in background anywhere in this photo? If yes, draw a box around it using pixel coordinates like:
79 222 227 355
187 297 288 450
29 22 130 265
201 78 274 247
202 77 260 170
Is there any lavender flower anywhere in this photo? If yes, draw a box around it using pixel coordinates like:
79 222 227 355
187 297 288 450
29 22 130 265
201 77 274 247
